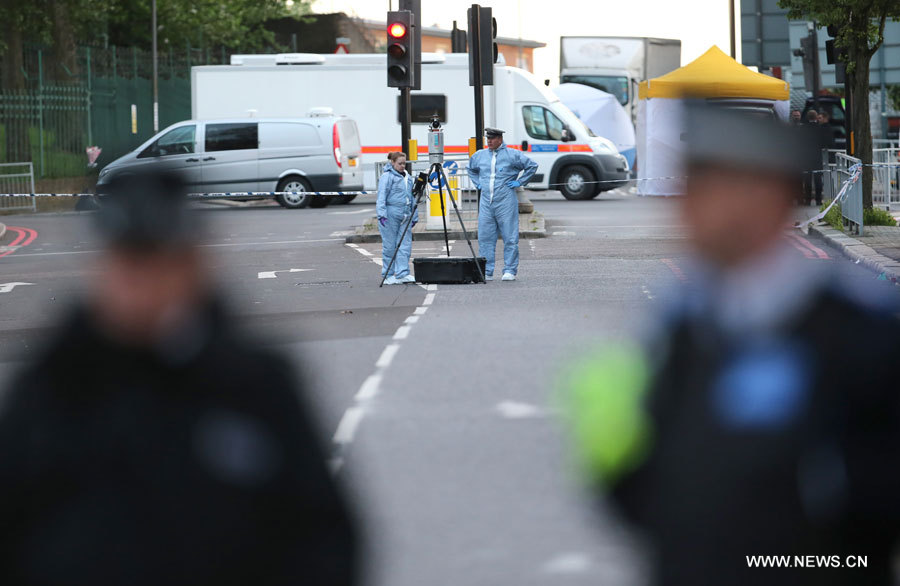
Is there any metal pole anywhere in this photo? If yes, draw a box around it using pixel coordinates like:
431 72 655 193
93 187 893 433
728 0 736 59
435 163 451 256
472 7 485 151
38 50 44 178
400 87 411 163
811 25 820 112
86 47 92 145
152 0 159 132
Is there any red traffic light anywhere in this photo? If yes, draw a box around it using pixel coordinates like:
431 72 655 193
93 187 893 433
388 22 407 38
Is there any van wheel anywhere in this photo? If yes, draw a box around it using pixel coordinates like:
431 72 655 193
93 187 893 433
276 177 313 209
333 194 357 205
558 165 598 200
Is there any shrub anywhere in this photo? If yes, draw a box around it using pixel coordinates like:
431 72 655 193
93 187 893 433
820 200 843 230
863 207 898 227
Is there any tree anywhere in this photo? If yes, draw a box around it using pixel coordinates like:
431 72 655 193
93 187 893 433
779 0 900 209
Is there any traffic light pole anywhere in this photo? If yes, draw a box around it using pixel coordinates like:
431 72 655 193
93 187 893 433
470 6 485 151
400 87 412 165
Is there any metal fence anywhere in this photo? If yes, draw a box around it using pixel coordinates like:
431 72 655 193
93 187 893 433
0 162 36 212
372 157 478 220
872 148 900 210
833 152 864 235
0 45 225 180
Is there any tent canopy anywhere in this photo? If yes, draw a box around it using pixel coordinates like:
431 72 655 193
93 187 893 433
638 46 789 101
553 83 636 167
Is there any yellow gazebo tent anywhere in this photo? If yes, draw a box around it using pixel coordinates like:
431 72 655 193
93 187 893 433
636 46 791 195
638 45 789 101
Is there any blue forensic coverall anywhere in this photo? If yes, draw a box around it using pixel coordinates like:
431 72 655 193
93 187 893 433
468 144 538 276
376 163 415 278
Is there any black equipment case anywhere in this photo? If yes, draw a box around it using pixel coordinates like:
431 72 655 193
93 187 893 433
414 257 487 284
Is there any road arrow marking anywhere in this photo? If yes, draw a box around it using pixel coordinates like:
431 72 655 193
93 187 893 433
257 268 313 279
0 282 34 293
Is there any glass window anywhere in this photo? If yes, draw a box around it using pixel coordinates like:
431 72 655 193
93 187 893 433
398 94 448 124
205 123 258 152
522 106 567 141
560 75 629 105
138 125 196 158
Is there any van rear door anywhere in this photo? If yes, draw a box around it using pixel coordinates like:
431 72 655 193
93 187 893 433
201 122 259 193
335 118 363 189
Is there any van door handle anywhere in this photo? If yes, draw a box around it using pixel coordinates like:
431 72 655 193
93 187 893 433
202 156 216 161
185 158 199 162
521 141 529 151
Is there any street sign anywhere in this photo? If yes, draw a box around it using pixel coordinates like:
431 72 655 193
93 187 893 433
335 44 349 54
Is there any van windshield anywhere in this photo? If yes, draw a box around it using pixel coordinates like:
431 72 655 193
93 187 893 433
138 125 196 158
561 75 629 105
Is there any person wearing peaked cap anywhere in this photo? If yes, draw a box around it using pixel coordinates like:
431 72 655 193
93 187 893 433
563 105 900 585
0 166 360 585
468 127 538 281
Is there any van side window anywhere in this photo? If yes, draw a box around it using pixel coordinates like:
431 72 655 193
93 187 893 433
138 125 196 158
399 94 448 124
206 123 258 152
522 106 565 141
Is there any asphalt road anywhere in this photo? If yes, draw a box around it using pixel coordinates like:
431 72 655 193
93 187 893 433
0 190 889 585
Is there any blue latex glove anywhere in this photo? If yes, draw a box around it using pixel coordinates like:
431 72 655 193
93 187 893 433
506 180 522 188
379 217 387 227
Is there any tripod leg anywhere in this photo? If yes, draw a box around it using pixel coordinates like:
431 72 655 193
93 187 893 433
440 167 486 283
379 190 425 287
434 163 451 257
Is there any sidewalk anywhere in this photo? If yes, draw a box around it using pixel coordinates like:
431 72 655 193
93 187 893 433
810 224 900 283
345 211 546 244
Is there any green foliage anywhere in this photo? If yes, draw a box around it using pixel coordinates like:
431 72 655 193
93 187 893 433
820 200 843 230
889 85 900 112
864 207 898 226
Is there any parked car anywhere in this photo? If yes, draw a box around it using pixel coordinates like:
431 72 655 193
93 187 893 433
96 113 363 209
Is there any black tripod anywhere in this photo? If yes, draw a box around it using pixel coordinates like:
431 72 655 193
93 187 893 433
380 163 485 287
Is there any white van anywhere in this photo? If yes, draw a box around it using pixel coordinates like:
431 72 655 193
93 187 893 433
192 53 630 200
97 114 363 208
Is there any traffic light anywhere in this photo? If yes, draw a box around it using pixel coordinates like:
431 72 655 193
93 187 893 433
793 32 821 95
386 10 415 88
467 5 496 86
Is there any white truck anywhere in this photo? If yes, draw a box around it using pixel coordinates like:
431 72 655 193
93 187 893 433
560 37 681 124
191 53 630 200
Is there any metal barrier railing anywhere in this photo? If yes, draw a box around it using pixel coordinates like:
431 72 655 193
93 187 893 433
372 158 478 220
834 152 864 235
873 148 900 210
0 162 37 213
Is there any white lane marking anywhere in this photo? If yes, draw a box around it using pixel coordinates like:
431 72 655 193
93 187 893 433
257 268 313 279
328 207 375 215
541 553 591 574
423 293 435 306
0 282 34 293
414 306 429 315
204 238 343 248
373 258 383 266
346 243 359 248
495 400 545 419
528 240 536 254
393 325 411 340
426 284 437 291
375 343 401 368
404 315 420 324
641 285 654 300
355 374 383 401
357 249 373 257
552 231 575 236
333 406 365 444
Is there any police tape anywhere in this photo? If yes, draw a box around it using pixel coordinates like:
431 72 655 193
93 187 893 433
794 162 863 230
0 191 375 198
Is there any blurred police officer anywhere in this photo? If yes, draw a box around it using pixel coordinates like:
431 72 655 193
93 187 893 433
0 170 358 586
467 128 538 281
566 106 900 586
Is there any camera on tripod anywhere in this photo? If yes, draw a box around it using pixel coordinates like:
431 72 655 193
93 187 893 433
427 115 444 165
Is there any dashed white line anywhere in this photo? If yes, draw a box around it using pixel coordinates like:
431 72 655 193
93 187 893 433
355 374 383 401
404 315 420 324
393 325 411 340
357 249 373 256
414 306 429 315
375 343 401 368
333 406 365 444
423 293 436 306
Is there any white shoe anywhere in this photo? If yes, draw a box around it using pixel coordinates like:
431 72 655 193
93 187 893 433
399 275 416 284
384 276 402 285
501 273 516 281
484 274 494 281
